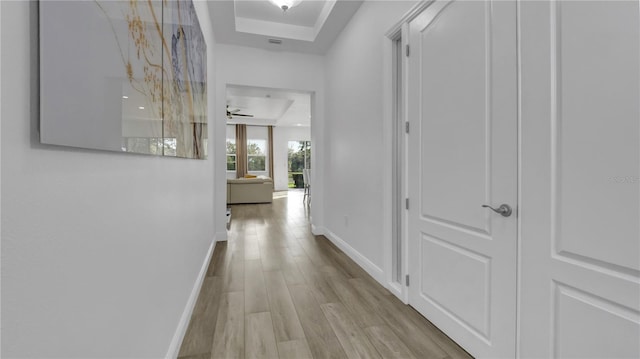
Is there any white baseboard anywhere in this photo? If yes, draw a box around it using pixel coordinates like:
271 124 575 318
322 227 385 285
165 236 216 359
311 224 323 236
387 281 404 300
216 230 228 242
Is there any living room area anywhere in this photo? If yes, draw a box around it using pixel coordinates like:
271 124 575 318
225 85 312 206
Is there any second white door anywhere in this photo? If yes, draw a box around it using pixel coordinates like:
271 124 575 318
407 1 518 357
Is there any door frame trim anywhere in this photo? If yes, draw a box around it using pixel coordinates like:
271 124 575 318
382 0 434 304
515 0 523 356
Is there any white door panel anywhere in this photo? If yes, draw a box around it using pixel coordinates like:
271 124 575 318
419 235 492 336
407 1 518 357
554 283 639 359
555 1 640 272
418 0 489 234
520 1 640 358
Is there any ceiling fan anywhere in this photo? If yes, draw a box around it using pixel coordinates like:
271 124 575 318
226 105 254 120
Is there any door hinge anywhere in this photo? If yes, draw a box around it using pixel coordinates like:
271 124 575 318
405 44 410 57
405 274 410 286
405 121 410 134
405 198 410 210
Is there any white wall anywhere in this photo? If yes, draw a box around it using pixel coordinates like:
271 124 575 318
322 1 417 277
0 1 218 357
273 126 311 191
214 43 325 232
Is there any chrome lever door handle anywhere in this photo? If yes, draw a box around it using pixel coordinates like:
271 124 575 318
482 204 512 217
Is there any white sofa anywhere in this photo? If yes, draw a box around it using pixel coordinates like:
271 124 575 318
227 177 273 204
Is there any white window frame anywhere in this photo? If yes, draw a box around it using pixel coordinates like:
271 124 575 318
247 138 267 172
226 138 237 172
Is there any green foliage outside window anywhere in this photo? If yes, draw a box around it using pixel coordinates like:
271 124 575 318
288 141 311 188
247 139 266 172
288 141 311 172
226 140 236 155
227 155 236 171
225 138 268 172
226 139 236 171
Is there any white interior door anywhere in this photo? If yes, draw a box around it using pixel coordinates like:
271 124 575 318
406 1 517 358
519 1 640 358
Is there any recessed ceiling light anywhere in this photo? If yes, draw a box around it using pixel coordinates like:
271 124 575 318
138 106 145 110
268 0 302 12
296 124 302 126
122 95 129 99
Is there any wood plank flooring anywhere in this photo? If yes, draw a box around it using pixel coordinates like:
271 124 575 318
178 190 472 359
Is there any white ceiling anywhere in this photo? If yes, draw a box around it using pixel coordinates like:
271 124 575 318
207 0 364 54
226 85 311 127
213 1 362 125
234 1 326 27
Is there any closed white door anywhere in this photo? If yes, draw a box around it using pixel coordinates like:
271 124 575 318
406 1 518 358
519 1 640 358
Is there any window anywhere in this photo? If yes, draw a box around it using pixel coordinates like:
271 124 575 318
226 139 236 171
247 139 266 171
288 140 311 188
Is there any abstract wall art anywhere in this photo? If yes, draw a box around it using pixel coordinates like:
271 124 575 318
39 0 207 159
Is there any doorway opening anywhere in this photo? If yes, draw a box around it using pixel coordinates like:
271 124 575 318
224 84 313 209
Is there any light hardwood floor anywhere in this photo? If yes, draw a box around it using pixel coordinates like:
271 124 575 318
178 191 473 359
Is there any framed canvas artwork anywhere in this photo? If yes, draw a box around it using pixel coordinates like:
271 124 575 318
39 0 207 159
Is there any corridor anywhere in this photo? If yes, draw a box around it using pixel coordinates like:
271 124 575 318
178 191 472 359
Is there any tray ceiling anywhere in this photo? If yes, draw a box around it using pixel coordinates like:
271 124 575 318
208 0 364 54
